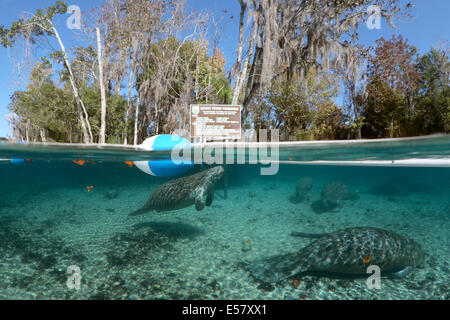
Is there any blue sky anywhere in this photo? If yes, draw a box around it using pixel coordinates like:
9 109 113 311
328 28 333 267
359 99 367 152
0 0 449 137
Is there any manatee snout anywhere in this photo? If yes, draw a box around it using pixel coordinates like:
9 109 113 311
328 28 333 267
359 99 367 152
208 165 225 183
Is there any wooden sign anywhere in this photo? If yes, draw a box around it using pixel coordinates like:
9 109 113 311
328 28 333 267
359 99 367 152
190 104 241 139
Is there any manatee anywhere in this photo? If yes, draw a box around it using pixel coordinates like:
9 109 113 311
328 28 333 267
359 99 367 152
249 227 425 283
290 177 313 204
129 166 224 216
321 181 350 210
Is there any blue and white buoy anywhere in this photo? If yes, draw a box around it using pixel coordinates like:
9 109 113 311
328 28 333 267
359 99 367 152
11 158 25 165
134 134 194 177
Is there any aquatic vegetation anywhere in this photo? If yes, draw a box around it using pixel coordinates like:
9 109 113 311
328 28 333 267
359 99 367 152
106 229 175 268
0 218 89 298
132 221 204 240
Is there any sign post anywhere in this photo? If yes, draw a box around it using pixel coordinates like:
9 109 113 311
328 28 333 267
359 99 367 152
190 104 241 200
190 104 241 141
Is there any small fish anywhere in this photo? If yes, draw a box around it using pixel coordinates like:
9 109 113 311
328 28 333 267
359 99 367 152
293 279 300 288
26 159 33 162
124 161 135 167
362 254 372 264
87 186 94 192
73 160 86 166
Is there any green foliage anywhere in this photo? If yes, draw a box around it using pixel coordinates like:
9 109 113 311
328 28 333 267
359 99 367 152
260 69 346 140
9 70 79 142
362 35 422 138
362 39 450 138
414 47 450 133
9 59 127 143
78 87 127 141
0 1 67 48
3 1 449 143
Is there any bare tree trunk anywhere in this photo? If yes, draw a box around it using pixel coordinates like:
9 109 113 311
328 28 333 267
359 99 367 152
51 24 93 144
154 101 159 134
194 55 199 101
40 128 47 142
68 123 73 143
134 92 141 146
26 119 31 143
123 69 134 145
350 79 362 140
389 118 394 138
233 29 258 107
96 28 107 144
231 0 248 105
124 38 141 145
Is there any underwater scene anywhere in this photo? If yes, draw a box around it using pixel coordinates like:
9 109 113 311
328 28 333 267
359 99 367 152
0 140 449 300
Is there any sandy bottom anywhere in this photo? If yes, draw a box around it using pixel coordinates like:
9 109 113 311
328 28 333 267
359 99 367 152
0 170 449 300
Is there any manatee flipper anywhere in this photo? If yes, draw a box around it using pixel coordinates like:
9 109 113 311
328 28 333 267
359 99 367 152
388 266 412 279
193 186 207 211
249 252 307 283
195 199 205 211
206 190 214 207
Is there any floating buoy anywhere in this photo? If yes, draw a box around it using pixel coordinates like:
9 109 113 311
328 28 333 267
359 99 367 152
134 134 194 177
11 159 25 165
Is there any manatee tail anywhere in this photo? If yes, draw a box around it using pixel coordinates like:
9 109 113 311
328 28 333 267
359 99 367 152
290 231 325 238
249 252 308 283
129 206 152 216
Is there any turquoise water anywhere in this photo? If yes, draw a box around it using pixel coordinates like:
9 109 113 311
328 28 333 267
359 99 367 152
0 137 449 299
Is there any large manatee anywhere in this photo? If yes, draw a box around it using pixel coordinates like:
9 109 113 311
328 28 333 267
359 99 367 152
130 166 224 215
249 227 425 283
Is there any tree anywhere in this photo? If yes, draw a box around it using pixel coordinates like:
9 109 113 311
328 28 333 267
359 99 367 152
231 0 414 128
362 35 421 138
96 27 107 144
414 46 450 133
96 0 168 145
261 68 344 140
9 59 80 142
0 1 94 143
334 48 368 139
